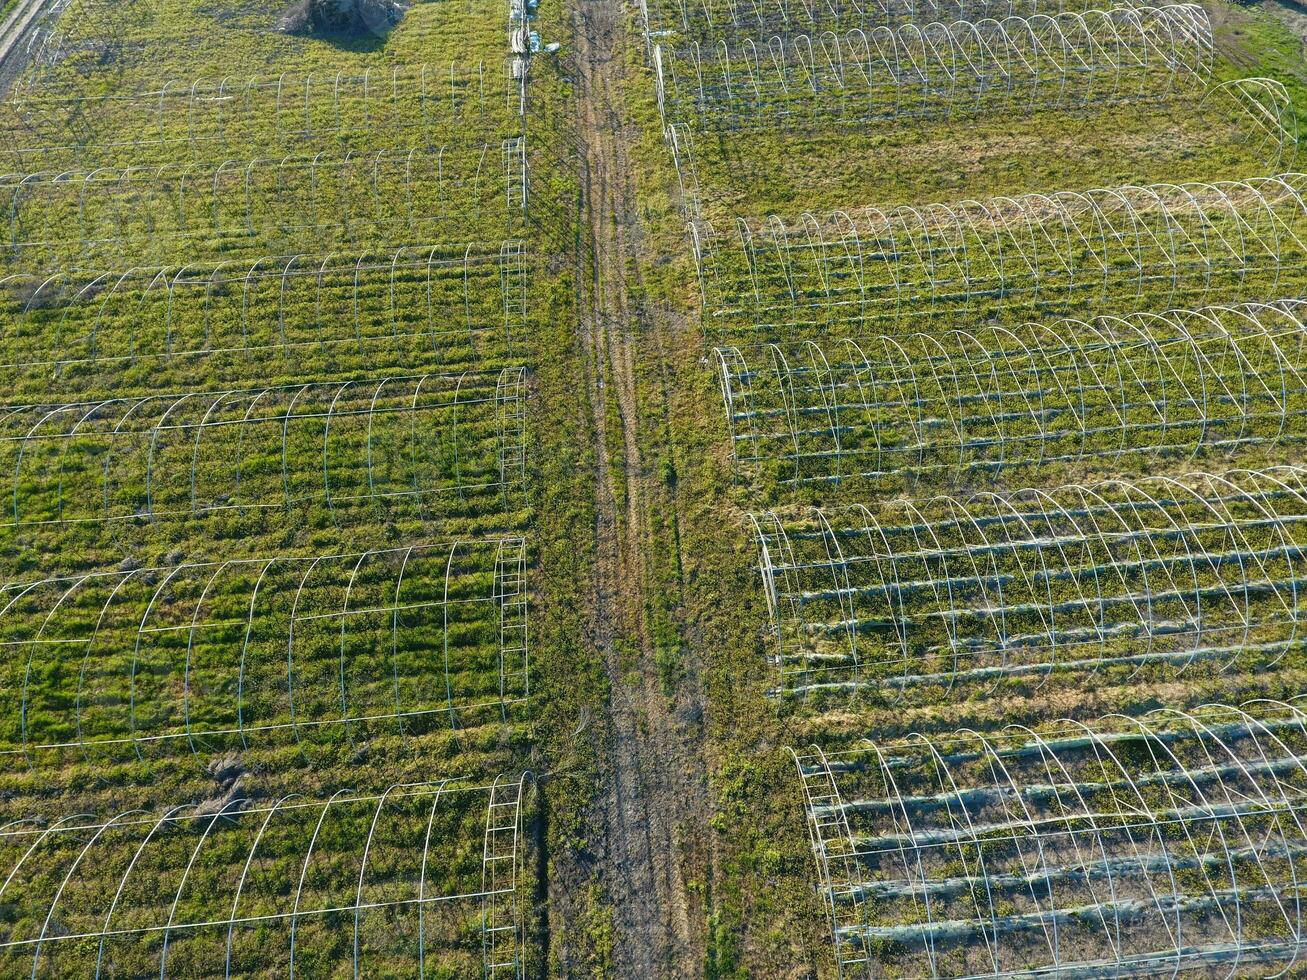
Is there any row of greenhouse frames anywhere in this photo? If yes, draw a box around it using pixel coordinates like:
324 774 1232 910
653 4 1216 132
639 0 1185 41
0 2 545 977
0 138 529 264
657 0 1307 974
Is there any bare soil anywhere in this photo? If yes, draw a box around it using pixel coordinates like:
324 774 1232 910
564 0 713 974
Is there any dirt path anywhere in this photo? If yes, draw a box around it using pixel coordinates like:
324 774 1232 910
569 0 710 974
0 0 56 95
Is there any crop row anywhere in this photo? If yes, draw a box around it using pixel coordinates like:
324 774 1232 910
0 537 529 766
715 300 1307 490
0 139 529 269
692 172 1307 344
753 465 1307 696
0 775 534 977
795 701 1307 978
654 5 1211 133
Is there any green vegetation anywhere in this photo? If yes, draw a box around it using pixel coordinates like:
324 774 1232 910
9 0 1307 971
0 0 582 973
621 0 1307 973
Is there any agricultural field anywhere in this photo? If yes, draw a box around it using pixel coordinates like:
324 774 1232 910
0 0 569 975
5 0 1307 976
619 0 1307 972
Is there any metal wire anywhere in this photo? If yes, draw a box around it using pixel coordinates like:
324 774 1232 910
0 774 535 978
0 538 530 764
653 5 1211 132
716 301 1307 488
752 465 1307 696
793 700 1307 979
691 170 1307 344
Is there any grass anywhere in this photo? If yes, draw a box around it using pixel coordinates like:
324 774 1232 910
9 0 1307 972
620 0 1307 974
0 2 575 973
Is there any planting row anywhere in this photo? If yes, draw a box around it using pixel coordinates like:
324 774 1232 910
0 64 523 171
654 5 1211 133
753 465 1307 696
716 300 1307 490
0 538 529 766
692 171 1307 343
0 368 526 532
0 241 529 397
0 139 528 269
794 701 1307 978
0 775 534 977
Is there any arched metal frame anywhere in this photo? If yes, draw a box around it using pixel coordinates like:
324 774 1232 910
0 774 536 977
752 465 1307 695
793 700 1307 979
715 301 1307 487
0 140 530 265
0 241 531 391
0 63 521 170
691 170 1307 343
664 76 1298 223
644 0 1144 43
0 538 531 764
5 0 141 98
653 5 1212 131
0 367 528 528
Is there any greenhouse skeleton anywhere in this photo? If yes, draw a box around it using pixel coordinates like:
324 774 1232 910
754 466 1307 695
0 368 528 526
715 300 1307 487
0 539 530 762
653 4 1213 132
793 702 1307 978
0 775 535 977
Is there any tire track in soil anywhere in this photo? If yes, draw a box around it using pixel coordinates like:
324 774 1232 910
570 0 709 975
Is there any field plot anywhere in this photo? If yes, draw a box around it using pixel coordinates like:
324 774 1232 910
0 368 526 531
0 775 535 976
793 701 1307 978
0 138 528 268
654 4 1213 132
0 538 529 765
623 0 1307 964
0 2 551 972
692 172 1307 344
716 300 1307 493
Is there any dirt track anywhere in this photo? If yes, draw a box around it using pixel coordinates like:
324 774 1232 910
0 0 57 95
569 0 711 974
